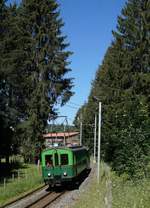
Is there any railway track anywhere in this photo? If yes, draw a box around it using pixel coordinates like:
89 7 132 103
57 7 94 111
25 191 66 208
1 185 47 208
4 185 67 208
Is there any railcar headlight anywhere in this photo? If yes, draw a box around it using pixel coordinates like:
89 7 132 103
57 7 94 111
63 172 67 176
48 173 51 177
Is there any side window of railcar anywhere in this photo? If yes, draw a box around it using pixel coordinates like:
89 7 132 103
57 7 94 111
45 155 53 167
61 154 68 165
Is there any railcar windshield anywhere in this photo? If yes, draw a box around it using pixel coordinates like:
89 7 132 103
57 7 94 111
45 155 53 167
60 154 68 165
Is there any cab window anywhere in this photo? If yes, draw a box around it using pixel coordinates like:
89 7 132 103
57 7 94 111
45 155 53 167
61 154 68 165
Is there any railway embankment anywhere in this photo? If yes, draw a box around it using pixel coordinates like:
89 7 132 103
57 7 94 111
0 164 43 207
50 162 150 208
1 162 149 208
70 162 150 208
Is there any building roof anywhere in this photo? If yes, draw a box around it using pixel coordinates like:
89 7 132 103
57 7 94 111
43 132 79 138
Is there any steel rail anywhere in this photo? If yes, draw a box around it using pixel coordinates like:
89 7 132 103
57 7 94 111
25 191 67 208
1 185 47 208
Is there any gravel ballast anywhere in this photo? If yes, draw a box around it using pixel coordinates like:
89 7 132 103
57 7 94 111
49 163 96 208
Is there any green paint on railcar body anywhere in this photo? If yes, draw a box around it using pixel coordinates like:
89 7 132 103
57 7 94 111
41 146 90 186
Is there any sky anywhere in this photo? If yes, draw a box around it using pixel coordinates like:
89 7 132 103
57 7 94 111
57 0 126 124
8 0 127 124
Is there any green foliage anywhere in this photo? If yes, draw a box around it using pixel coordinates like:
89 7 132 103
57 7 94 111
72 163 110 208
75 0 150 177
72 163 150 208
0 0 73 161
18 0 74 147
0 164 43 206
74 102 95 152
45 123 77 133
112 172 150 208
0 1 21 158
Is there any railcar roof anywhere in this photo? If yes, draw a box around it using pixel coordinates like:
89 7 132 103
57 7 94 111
41 145 88 153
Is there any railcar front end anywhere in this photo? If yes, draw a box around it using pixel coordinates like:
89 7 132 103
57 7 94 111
41 146 90 187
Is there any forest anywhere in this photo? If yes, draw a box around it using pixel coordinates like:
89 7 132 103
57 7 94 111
74 0 150 178
0 0 150 180
0 0 73 162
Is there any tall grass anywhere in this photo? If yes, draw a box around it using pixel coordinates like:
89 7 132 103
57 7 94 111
0 164 43 206
112 174 150 208
72 162 150 208
72 162 110 208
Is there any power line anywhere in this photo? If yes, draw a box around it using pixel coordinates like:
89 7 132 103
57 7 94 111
65 104 78 109
69 101 81 107
56 100 79 110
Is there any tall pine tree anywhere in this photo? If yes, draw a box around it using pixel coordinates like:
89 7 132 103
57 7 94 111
18 0 74 159
76 0 150 177
0 1 22 161
0 0 74 161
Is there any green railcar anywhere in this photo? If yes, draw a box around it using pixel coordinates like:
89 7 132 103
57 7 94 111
41 146 90 186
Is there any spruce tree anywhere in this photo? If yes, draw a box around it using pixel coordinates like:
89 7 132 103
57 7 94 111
0 0 8 160
78 0 150 177
0 1 20 160
0 0 74 161
110 0 150 176
18 0 73 158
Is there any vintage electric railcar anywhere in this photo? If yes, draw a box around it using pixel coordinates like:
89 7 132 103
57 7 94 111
41 146 90 186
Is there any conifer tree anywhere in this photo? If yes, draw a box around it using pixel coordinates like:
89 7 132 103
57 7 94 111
106 0 150 176
0 1 32 160
0 1 19 160
78 0 150 177
18 0 73 157
0 0 73 161
0 0 8 160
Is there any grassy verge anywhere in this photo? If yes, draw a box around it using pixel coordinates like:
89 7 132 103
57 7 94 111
112 174 150 208
72 162 150 208
72 162 110 208
0 164 43 206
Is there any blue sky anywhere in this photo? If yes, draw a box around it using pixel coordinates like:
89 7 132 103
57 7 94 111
57 0 126 124
8 0 126 124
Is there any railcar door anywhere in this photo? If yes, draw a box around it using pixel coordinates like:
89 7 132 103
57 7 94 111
53 151 59 171
53 150 69 182
43 153 54 181
60 152 70 178
53 150 61 183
